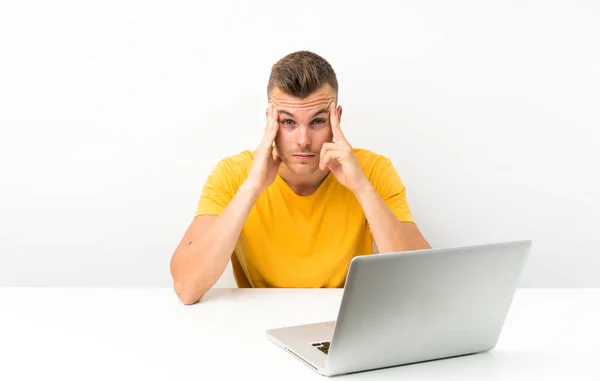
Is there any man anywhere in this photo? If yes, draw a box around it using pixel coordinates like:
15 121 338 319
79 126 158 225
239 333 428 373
170 51 430 305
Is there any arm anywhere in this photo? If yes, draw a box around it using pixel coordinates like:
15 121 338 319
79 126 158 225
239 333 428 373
354 182 431 254
318 101 429 254
169 182 260 305
170 102 282 305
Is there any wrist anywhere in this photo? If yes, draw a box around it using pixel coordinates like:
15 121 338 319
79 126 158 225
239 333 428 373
240 179 263 201
351 177 374 198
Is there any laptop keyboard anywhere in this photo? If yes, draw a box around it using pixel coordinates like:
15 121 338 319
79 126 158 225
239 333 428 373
312 341 330 354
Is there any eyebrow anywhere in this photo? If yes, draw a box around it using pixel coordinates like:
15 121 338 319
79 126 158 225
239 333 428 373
278 108 329 119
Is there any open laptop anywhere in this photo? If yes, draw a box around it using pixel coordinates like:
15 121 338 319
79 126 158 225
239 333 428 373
266 240 532 376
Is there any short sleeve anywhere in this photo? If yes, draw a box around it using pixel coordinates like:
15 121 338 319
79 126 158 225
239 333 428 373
369 157 414 223
195 158 243 216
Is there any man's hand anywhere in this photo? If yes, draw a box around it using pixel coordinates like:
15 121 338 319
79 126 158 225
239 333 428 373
319 101 370 193
246 102 282 195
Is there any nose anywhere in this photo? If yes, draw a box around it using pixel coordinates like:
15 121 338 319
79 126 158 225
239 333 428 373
295 126 312 148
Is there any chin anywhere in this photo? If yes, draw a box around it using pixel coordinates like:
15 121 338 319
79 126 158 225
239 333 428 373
283 159 319 176
290 164 318 176
293 168 318 176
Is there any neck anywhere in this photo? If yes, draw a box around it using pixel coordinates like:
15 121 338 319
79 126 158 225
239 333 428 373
278 164 330 196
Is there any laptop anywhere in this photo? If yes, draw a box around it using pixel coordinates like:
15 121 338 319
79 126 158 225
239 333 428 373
266 239 532 376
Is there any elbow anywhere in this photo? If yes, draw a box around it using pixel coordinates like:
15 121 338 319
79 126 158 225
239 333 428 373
420 240 432 250
179 293 202 306
170 258 204 305
413 239 431 251
173 279 206 306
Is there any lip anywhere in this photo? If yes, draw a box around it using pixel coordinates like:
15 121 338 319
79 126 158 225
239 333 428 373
292 154 315 159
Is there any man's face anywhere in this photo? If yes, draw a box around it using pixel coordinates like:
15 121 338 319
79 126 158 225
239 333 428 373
269 84 342 176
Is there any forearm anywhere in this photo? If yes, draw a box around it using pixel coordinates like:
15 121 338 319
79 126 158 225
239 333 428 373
173 181 260 303
354 183 430 253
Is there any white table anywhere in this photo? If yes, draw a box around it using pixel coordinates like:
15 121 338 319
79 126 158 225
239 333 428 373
1 288 598 380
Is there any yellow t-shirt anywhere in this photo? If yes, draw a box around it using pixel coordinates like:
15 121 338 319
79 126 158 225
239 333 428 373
196 148 414 288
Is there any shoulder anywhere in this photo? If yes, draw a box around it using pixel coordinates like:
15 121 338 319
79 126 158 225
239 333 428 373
215 149 254 172
353 148 410 205
352 148 394 177
197 150 255 215
207 149 255 184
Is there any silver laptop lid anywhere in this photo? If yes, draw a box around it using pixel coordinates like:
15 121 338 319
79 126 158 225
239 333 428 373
325 240 532 375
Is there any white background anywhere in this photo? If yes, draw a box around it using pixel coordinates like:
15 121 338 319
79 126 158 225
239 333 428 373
0 0 598 288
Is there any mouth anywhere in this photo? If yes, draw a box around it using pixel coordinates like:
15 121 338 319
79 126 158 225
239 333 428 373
292 154 316 159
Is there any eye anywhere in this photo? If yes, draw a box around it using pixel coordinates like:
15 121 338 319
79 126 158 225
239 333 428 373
312 119 326 125
281 119 295 126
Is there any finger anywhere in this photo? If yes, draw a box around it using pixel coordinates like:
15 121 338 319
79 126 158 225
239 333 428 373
320 149 344 170
269 106 279 141
329 101 347 144
264 103 273 133
320 146 344 170
319 142 334 167
319 142 343 167
261 104 278 148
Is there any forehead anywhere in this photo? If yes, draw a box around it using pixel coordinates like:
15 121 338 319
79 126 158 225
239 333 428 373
270 85 336 117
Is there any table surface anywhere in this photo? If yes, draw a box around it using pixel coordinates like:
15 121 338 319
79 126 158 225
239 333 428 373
1 287 599 380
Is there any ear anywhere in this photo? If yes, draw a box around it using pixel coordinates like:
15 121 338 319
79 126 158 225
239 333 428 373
337 105 343 122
